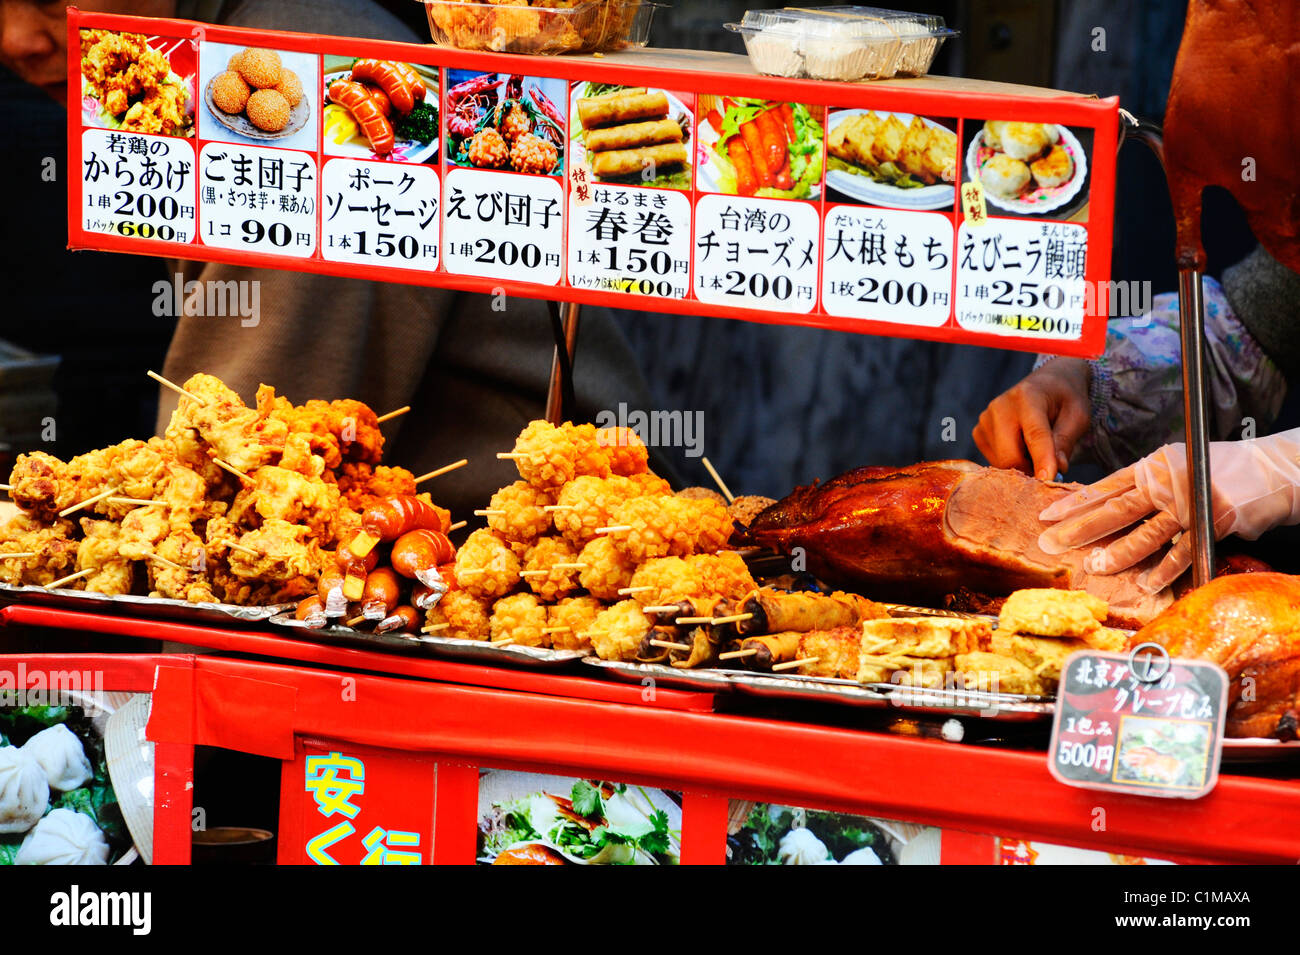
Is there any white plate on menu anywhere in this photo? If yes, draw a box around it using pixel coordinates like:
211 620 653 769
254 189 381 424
322 69 439 165
696 106 822 201
965 123 1088 216
824 109 957 210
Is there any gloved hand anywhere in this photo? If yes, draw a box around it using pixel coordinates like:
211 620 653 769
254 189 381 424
1037 428 1300 592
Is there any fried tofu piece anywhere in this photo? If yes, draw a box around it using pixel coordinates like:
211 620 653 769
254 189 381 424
858 656 951 687
954 652 1046 695
796 626 859 678
898 116 934 182
998 588 1107 639
989 631 1078 686
859 616 990 658
869 114 907 166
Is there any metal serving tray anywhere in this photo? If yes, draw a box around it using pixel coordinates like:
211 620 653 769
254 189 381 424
0 582 292 627
580 657 737 693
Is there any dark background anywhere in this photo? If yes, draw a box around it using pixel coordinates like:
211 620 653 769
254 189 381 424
0 0 1258 495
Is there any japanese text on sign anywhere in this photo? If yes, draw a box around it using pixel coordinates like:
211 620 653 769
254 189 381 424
441 168 563 284
322 159 440 270
82 130 196 242
694 194 819 314
568 185 691 299
199 142 318 256
304 751 423 865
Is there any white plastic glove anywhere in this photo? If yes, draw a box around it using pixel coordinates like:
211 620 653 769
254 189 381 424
1037 428 1300 592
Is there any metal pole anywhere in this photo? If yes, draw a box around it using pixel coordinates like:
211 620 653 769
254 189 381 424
545 302 581 425
1119 111 1214 586
1177 269 1215 585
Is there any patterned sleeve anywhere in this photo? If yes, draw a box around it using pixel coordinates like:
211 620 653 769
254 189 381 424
1034 277 1288 473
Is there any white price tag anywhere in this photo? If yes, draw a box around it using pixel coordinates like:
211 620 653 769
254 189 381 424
693 194 819 313
80 129 196 243
441 168 563 284
198 142 318 257
567 186 690 299
321 159 440 271
822 206 954 327
955 218 1088 340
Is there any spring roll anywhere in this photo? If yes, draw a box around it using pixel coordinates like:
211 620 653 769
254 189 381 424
585 118 683 152
592 142 689 179
578 90 670 129
670 625 721 669
733 631 803 671
636 624 685 664
736 588 886 636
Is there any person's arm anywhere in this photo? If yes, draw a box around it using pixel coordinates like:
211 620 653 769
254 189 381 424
974 276 1287 476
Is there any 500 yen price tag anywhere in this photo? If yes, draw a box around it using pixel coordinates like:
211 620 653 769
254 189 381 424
1049 646 1228 799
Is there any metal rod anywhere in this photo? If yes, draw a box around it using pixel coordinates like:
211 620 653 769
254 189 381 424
544 302 581 425
1177 268 1215 586
1119 113 1214 586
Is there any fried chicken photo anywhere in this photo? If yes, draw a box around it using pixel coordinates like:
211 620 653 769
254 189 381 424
79 29 192 137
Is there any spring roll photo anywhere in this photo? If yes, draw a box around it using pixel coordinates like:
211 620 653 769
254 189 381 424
591 142 689 179
577 90 670 129
585 118 683 152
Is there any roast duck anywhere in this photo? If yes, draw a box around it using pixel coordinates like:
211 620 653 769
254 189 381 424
1164 0 1300 272
747 461 1174 629
1135 574 1300 740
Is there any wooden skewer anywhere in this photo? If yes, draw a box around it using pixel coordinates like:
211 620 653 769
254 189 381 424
0 484 12 491
771 656 818 672
45 568 94 590
345 614 368 628
0 552 36 560
541 626 571 634
58 486 118 518
641 605 682 614
552 563 588 571
700 456 735 504
474 509 506 517
147 554 186 572
718 648 759 660
618 586 653 596
710 613 755 625
496 452 525 460
543 504 576 512
519 570 548 578
375 406 410 424
225 542 260 557
415 458 468 483
448 520 467 532
490 637 515 647
109 497 167 508
148 369 207 406
648 639 691 651
213 459 252 483
422 623 450 633
596 524 632 534
675 616 713 625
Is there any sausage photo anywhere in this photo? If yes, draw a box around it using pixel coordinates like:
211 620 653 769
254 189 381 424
391 61 427 104
376 605 421 633
349 58 415 115
360 567 403 620
328 79 395 155
391 529 456 587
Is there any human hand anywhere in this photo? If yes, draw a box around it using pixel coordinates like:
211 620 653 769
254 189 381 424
973 358 1091 481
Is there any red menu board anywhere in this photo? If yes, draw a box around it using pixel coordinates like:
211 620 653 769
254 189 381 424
67 11 1119 358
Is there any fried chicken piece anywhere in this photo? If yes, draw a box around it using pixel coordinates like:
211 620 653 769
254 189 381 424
588 600 653 662
576 536 635 601
687 552 756 601
608 496 735 563
551 475 640 547
257 386 384 468
148 524 218 603
241 466 341 542
521 536 582 602
0 514 78 587
225 519 322 583
485 480 555 543
424 590 492 641
169 374 288 473
453 529 521 600
75 518 133 595
8 451 65 520
490 593 548 647
547 595 603 651
628 556 709 606
116 506 172 561
335 462 417 512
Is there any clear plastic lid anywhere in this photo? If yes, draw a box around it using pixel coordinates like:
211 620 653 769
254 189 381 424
726 5 956 39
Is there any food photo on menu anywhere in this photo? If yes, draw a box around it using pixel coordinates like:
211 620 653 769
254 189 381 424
79 28 195 137
197 41 318 150
322 56 439 162
444 71 566 176
569 83 694 190
696 97 824 199
963 119 1092 219
825 109 958 209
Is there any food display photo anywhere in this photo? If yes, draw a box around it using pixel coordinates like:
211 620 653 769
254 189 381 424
477 770 681 864
825 109 958 210
727 801 940 865
696 97 824 200
569 83 694 191
322 55 439 163
197 42 317 150
445 71 566 177
79 28 196 138
0 698 141 866
962 118 1092 219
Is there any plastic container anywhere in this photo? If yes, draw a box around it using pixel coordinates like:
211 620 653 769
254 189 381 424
422 0 661 55
726 6 956 81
